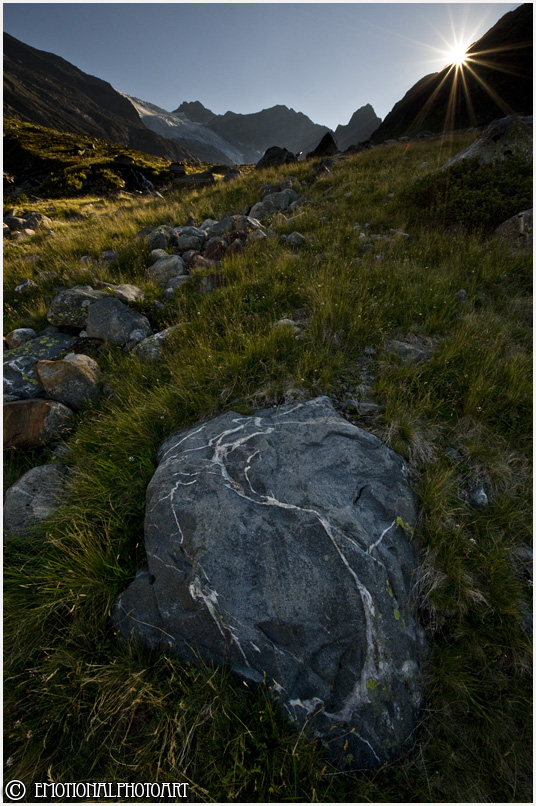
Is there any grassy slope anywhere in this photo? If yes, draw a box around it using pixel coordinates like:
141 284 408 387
4 132 532 802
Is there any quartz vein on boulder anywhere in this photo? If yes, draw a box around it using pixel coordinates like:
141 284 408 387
112 397 424 768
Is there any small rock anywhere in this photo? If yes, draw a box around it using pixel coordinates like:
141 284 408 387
36 354 101 410
113 284 145 304
469 486 489 509
5 328 37 349
100 250 119 263
15 278 38 293
286 231 307 248
455 289 468 302
146 255 187 286
4 399 73 449
4 464 68 541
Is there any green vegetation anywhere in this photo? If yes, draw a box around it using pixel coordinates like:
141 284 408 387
406 153 533 231
4 130 532 802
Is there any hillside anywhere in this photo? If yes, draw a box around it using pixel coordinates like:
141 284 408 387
3 131 532 802
371 3 532 141
3 33 195 162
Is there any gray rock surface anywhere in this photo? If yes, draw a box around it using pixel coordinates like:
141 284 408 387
494 208 533 249
442 115 533 168
146 255 187 286
4 399 73 449
3 331 76 398
47 286 107 328
112 397 424 769
5 328 38 349
4 464 68 541
85 298 152 347
113 283 145 304
36 353 101 409
249 189 300 221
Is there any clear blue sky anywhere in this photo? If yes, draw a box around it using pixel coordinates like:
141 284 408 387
3 2 522 129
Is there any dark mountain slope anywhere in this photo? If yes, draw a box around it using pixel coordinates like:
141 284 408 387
174 102 331 162
3 33 195 162
371 3 532 142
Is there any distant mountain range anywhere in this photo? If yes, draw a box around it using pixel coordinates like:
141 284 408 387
4 3 531 165
3 32 380 164
372 3 532 142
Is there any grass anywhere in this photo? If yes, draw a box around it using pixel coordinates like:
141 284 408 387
4 130 532 801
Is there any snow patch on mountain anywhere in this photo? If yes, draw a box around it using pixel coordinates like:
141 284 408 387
124 95 245 164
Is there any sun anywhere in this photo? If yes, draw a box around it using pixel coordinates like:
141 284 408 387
447 43 468 68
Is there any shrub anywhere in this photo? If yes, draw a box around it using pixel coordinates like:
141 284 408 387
405 154 532 231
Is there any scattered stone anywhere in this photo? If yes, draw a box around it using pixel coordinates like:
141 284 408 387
274 318 301 334
3 331 75 399
134 326 181 361
203 237 227 261
149 248 170 261
384 339 432 364
14 278 38 293
146 255 187 286
5 328 37 349
112 396 424 770
4 399 73 449
170 226 206 252
169 163 186 177
468 486 489 509
445 447 462 463
85 298 152 347
172 171 215 189
3 465 68 541
47 286 107 329
286 231 307 247
100 250 119 263
36 354 101 410
113 284 145 304
224 168 242 182
4 215 30 231
455 289 468 302
249 189 300 221
23 211 53 230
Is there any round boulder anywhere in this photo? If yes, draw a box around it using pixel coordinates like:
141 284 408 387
112 397 424 769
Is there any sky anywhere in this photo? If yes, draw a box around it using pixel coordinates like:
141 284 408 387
2 2 523 129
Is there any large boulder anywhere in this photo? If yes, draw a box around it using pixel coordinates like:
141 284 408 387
306 132 339 158
85 298 152 347
112 397 424 769
4 464 68 541
256 146 298 170
442 115 533 168
494 208 533 249
4 399 73 449
3 330 76 399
